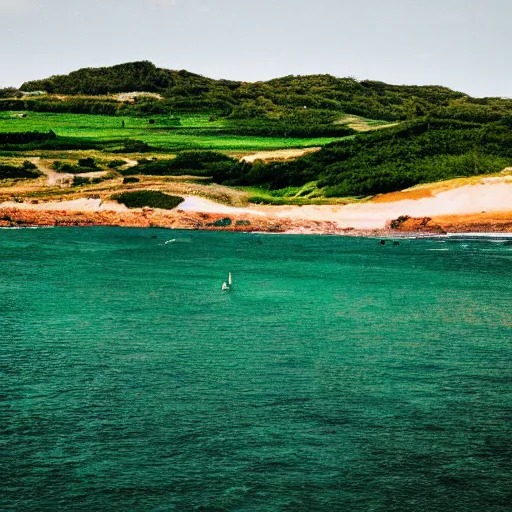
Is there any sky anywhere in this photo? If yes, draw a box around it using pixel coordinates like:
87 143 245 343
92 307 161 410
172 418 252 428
0 0 510 97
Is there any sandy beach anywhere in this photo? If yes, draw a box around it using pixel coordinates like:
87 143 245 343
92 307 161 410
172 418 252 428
1 177 512 234
163 178 512 232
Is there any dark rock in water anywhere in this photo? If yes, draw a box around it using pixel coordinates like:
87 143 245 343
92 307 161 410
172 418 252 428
380 240 386 245
207 218 233 228
151 236 158 239
393 241 400 246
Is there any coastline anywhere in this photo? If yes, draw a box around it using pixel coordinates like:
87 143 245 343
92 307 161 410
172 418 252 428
0 205 375 236
1 177 512 236
1 202 511 237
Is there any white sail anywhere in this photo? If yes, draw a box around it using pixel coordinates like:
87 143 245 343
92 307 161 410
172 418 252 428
222 273 232 291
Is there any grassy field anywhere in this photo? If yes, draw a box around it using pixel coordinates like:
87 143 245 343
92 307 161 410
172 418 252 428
0 112 345 152
240 183 361 205
0 109 399 206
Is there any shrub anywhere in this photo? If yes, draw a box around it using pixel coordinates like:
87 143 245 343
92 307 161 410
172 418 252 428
53 161 99 174
0 164 40 179
172 150 234 169
78 157 96 168
108 159 126 169
111 139 152 153
56 163 75 173
73 176 106 186
123 177 140 184
22 160 37 170
0 99 25 111
123 151 241 178
73 176 91 186
0 131 56 144
24 98 118 116
112 190 184 209
0 87 21 99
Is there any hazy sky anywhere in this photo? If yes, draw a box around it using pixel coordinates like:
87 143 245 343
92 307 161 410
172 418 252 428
0 0 510 97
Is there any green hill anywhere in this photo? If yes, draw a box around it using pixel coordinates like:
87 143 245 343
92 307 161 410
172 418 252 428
20 61 217 96
1 61 512 199
17 60 473 121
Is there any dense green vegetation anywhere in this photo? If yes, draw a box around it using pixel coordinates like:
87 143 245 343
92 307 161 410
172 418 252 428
0 88 21 99
52 160 98 174
14 61 458 121
108 159 128 169
264 119 512 196
2 61 512 198
112 190 184 209
21 62 200 96
122 151 238 177
17 61 512 123
0 161 41 180
72 176 107 187
221 110 355 138
0 131 56 144
123 119 512 197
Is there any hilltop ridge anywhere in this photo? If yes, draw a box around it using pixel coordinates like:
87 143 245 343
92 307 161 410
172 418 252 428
16 60 471 122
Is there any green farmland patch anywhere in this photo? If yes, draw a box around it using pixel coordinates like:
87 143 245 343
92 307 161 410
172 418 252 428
0 112 344 152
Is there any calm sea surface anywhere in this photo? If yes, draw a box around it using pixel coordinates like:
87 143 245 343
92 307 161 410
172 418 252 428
1 227 511 511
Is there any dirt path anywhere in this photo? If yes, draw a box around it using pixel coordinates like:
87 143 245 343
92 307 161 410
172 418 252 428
77 171 109 179
29 158 73 187
120 158 139 170
240 148 321 163
28 157 138 187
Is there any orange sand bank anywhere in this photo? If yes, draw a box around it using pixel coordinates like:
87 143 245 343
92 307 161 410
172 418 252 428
1 178 511 235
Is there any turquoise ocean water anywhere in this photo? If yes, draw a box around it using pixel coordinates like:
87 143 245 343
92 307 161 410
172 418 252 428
1 227 511 511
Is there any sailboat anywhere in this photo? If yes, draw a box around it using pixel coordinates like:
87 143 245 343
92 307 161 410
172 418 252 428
222 273 232 291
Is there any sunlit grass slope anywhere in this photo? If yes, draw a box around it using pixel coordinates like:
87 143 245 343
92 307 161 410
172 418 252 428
0 112 344 151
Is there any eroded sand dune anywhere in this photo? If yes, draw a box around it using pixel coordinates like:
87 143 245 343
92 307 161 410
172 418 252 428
0 198 130 212
177 179 512 230
273 182 512 229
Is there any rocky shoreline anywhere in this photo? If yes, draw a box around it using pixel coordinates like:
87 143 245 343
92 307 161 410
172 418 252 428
1 206 511 237
390 213 512 234
0 207 360 235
